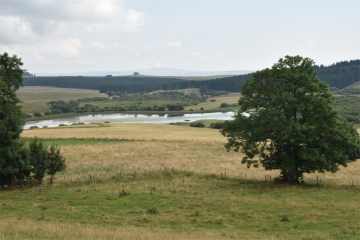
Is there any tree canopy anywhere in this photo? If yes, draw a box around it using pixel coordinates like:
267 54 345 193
221 55 359 183
0 52 66 186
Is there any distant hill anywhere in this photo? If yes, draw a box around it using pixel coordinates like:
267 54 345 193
315 60 360 89
34 68 253 77
23 59 359 94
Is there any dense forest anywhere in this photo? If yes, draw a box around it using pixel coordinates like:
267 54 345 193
23 60 359 93
314 60 360 89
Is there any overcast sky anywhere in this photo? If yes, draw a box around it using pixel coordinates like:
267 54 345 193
0 0 359 74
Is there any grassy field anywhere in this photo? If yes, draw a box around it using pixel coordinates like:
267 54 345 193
185 93 240 111
1 123 359 239
17 86 108 115
17 86 239 120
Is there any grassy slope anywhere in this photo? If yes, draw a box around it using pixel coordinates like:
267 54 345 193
17 86 108 114
18 86 240 121
1 124 358 239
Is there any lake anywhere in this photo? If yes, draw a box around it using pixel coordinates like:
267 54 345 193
24 112 236 129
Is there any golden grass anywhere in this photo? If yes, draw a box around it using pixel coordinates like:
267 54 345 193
21 123 360 185
21 123 226 142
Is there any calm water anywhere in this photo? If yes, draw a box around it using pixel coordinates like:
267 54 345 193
24 112 236 129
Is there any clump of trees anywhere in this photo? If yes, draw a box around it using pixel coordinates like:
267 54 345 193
190 121 205 128
210 121 227 129
221 55 359 183
0 53 66 186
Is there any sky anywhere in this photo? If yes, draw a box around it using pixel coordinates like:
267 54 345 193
0 0 359 75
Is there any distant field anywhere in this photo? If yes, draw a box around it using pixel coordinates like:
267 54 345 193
17 86 107 114
185 93 240 111
17 86 240 120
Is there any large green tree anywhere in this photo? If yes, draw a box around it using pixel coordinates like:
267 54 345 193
221 55 359 183
0 53 28 185
0 52 66 186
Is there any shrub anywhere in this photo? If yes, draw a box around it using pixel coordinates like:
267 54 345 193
190 122 205 128
210 121 227 129
29 126 39 129
210 99 216 102
34 112 42 117
44 112 51 115
200 107 204 110
51 109 63 114
220 103 230 108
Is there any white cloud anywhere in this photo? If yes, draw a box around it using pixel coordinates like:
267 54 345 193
217 52 225 58
308 41 315 46
0 16 36 44
132 50 154 58
0 0 145 33
192 52 213 61
167 40 181 48
89 41 106 49
43 38 83 58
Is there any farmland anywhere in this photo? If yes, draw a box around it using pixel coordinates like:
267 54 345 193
1 123 359 239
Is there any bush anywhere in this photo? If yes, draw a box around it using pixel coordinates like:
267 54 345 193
25 113 32 118
44 111 51 115
34 112 42 117
210 121 227 129
29 126 39 129
190 122 205 128
200 107 204 110
220 103 230 108
210 99 216 102
51 109 63 114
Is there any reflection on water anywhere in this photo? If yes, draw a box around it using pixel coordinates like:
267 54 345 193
23 112 235 129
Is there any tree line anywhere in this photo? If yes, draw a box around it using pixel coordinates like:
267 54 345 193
22 60 359 93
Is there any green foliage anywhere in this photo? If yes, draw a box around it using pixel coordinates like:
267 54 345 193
0 52 66 186
332 96 360 123
190 121 205 128
220 103 230 108
47 145 66 184
47 100 79 113
315 60 360 89
0 52 27 185
199 86 208 94
33 112 42 117
210 121 227 129
29 139 49 184
221 55 360 183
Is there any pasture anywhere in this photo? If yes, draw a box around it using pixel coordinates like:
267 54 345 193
17 86 107 115
1 123 359 239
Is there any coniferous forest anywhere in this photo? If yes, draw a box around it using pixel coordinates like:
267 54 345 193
23 60 359 93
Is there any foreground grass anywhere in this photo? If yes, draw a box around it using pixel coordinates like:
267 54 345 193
1 172 359 240
1 123 358 239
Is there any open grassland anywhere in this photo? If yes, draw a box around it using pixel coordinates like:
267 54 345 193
17 86 107 114
185 93 240 111
2 123 358 239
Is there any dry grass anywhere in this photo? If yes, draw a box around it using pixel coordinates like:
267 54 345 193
21 123 226 142
0 217 240 240
21 123 360 185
